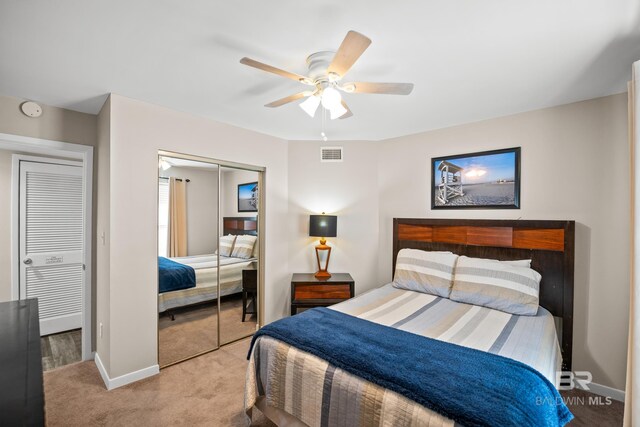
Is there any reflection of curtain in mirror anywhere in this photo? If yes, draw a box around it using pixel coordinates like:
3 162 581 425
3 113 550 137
168 177 187 257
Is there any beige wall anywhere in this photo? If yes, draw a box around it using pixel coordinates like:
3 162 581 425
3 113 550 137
0 150 13 302
376 93 629 390
287 140 380 294
163 165 219 256
221 168 260 218
95 96 111 371
99 94 289 378
0 94 96 146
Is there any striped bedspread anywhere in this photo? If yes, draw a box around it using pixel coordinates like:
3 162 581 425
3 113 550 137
158 255 256 312
245 283 561 426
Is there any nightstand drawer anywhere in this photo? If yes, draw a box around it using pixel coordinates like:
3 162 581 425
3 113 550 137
290 273 355 315
294 284 351 300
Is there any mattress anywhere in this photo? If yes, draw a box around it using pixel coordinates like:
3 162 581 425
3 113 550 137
245 283 562 426
158 254 256 312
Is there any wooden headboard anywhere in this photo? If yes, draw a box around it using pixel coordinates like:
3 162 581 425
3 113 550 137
223 216 257 236
393 218 575 370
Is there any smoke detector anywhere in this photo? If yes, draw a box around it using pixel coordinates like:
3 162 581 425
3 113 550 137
20 101 42 118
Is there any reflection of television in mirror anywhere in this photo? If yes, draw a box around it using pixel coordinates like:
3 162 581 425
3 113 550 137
238 181 258 212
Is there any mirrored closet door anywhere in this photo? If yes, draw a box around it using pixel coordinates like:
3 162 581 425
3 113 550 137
157 156 220 367
219 166 260 345
157 153 262 368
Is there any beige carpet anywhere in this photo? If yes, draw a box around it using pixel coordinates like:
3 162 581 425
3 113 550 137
44 336 624 426
158 295 257 367
44 338 271 426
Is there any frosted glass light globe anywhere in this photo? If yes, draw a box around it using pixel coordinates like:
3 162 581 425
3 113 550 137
321 87 342 110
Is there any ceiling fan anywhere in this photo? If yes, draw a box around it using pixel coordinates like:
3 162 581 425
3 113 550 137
240 31 414 120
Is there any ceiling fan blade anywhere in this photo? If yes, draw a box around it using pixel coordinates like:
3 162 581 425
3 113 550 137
339 100 353 119
348 82 414 95
327 31 372 78
264 92 310 108
240 57 312 84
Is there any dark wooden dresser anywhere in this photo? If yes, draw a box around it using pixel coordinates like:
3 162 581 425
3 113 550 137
290 273 355 315
0 299 44 426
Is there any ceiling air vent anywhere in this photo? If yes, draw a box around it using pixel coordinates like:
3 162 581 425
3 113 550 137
320 147 343 163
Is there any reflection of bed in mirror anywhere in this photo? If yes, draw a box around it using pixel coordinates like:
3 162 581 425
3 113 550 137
158 217 257 313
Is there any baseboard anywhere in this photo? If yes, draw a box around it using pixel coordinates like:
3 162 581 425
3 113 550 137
94 352 159 390
587 382 625 402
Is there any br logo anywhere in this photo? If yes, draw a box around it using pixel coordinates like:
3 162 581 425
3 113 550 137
556 371 592 391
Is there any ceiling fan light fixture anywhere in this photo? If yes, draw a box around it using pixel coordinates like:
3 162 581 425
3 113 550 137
321 87 342 110
240 30 414 121
159 158 172 171
300 95 321 118
329 103 348 120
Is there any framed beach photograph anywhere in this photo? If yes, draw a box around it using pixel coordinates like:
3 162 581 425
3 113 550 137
238 181 258 212
431 147 521 209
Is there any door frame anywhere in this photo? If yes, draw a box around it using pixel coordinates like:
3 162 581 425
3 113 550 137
1 132 93 361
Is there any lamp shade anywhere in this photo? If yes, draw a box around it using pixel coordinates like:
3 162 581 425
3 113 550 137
309 215 337 238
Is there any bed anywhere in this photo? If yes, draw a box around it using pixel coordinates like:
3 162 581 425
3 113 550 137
158 217 258 313
245 218 575 426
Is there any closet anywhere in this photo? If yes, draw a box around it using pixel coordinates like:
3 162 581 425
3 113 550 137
156 152 263 367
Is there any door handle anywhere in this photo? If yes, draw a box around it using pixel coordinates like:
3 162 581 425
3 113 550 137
23 258 32 265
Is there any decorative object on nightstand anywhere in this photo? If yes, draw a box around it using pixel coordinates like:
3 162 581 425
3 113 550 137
290 273 354 315
309 213 337 279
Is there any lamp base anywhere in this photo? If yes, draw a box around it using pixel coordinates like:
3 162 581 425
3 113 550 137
314 270 332 279
314 243 332 280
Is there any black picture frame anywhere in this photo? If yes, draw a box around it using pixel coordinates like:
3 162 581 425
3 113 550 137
238 181 258 213
431 147 521 210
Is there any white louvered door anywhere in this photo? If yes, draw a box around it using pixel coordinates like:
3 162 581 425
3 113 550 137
19 160 84 336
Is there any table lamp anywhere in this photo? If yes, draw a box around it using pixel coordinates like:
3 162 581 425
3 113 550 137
309 213 337 279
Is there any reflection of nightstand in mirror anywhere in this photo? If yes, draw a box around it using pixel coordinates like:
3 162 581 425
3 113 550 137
290 273 354 316
242 269 257 322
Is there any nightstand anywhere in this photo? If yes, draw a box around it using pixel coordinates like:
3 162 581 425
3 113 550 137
290 273 355 315
242 269 257 322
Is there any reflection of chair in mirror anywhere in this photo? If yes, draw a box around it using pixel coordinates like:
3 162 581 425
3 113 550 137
242 269 257 322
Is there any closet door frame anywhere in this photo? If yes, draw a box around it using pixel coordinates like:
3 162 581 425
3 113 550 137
157 150 265 367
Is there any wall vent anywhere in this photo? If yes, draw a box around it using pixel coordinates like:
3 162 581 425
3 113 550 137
320 146 343 162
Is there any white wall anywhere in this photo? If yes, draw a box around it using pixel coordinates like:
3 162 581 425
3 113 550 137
221 168 259 218
99 94 288 378
376 93 629 390
162 165 219 256
287 140 380 294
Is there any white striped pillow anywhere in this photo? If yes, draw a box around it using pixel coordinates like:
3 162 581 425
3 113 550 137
450 256 541 315
393 249 458 298
218 234 236 257
231 234 257 259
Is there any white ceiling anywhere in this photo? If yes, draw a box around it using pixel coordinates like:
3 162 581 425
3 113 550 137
0 1 638 141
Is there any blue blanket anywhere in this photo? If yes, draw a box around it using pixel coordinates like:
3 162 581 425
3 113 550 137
249 307 573 427
158 257 196 293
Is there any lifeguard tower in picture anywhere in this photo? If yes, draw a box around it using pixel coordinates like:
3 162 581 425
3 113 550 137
437 161 464 204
